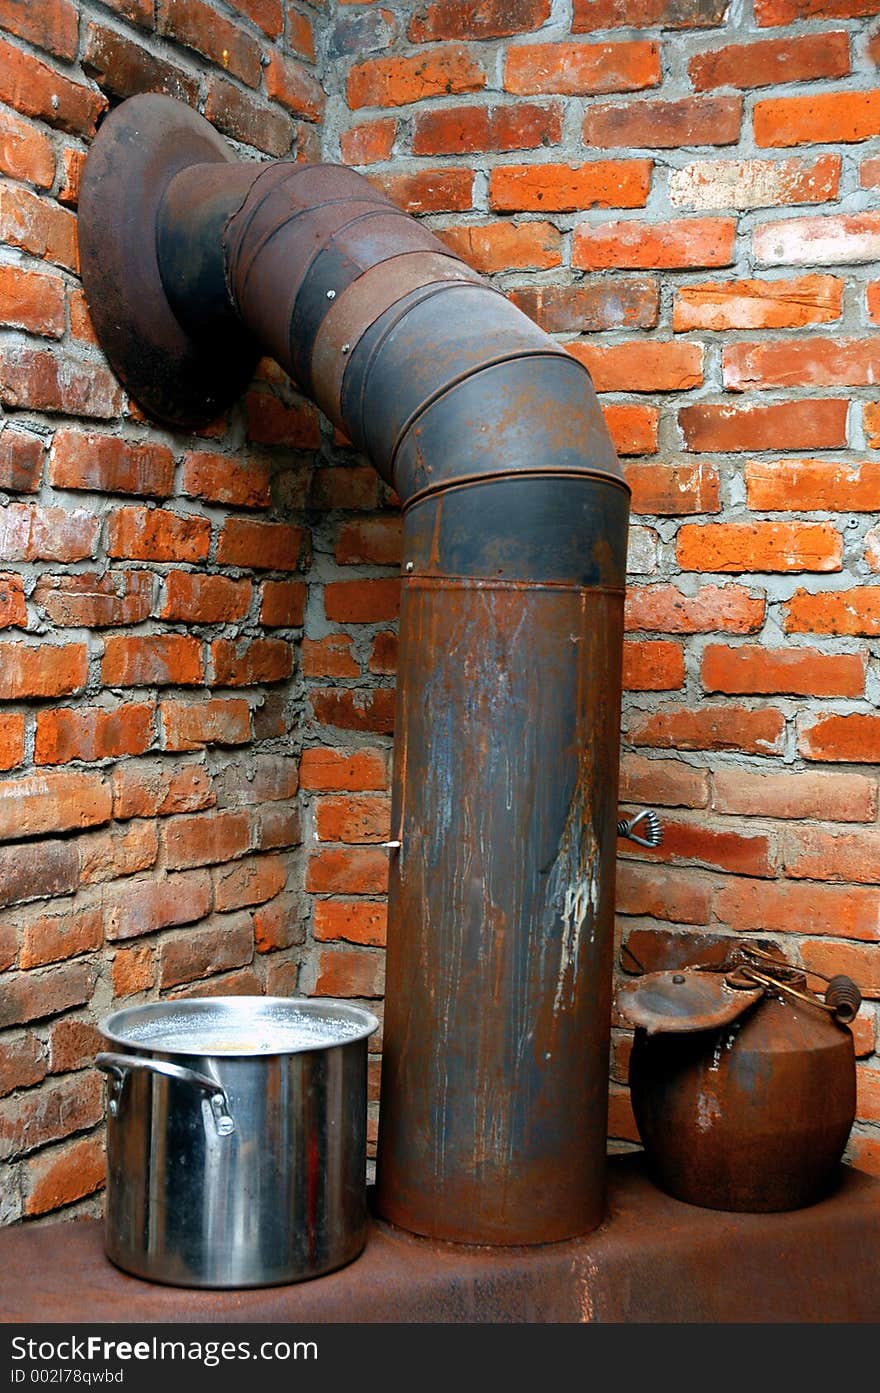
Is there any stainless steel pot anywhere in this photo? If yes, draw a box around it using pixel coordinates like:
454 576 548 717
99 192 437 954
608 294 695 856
96 995 379 1289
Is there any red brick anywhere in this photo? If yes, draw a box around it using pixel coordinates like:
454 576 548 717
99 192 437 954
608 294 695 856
615 862 711 923
689 32 851 90
49 431 174 497
57 147 84 207
112 760 214 822
786 588 880 636
678 521 841 574
78 819 158 885
260 579 307 627
0 768 111 842
635 819 774 877
856 1066 880 1124
798 712 880 763
20 903 102 970
572 0 729 27
0 713 24 772
511 278 659 334
211 637 293 686
0 574 26 629
627 705 785 754
253 894 303 953
265 50 324 121
299 747 388 792
161 573 253 624
716 878 880 942
0 429 43 493
244 391 321 449
679 399 848 452
0 1073 102 1160
106 507 210 564
287 5 314 56
755 91 880 148
866 402 880 448
159 919 253 989
504 41 660 95
347 47 485 109
437 219 562 272
0 263 64 337
803 941 880 1002
702 644 864 697
861 156 880 188
156 0 262 85
23 1133 104 1216
302 635 360 678
0 38 105 141
585 95 741 148
313 948 384 999
163 809 251 871
251 803 300 852
234 0 283 37
603 404 659 456
754 212 880 266
618 754 709 809
0 0 78 59
334 518 402 567
0 106 54 186
309 466 381 511
340 118 396 165
311 688 395 735
624 461 719 515
0 1034 46 1098
180 451 271 509
216 754 299 807
0 959 94 1029
82 21 199 105
104 871 212 941
305 846 389 894
103 634 203 688
161 698 251 751
218 518 307 571
756 0 880 20
0 503 98 563
324 579 400 624
35 704 154 765
408 0 550 40
489 161 652 212
724 337 880 392
786 827 880 884
0 346 123 418
569 340 703 392
0 839 79 910
711 767 876 822
315 795 391 844
111 944 154 997
369 168 474 215
622 639 685 690
669 155 840 210
0 185 76 269
0 642 87 699
868 281 880 323
673 275 843 331
204 76 293 156
313 901 387 946
747 459 880 512
34 571 152 628
213 854 287 912
573 217 734 269
412 101 562 156
368 632 397 675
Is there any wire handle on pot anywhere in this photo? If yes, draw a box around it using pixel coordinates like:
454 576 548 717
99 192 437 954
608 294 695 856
96 1052 235 1135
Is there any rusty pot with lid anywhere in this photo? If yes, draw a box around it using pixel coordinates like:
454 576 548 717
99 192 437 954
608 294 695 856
617 947 860 1214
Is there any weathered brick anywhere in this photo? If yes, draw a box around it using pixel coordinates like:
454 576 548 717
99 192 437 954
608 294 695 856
673 275 843 331
573 217 735 269
724 337 880 391
162 809 251 871
702 644 865 697
111 759 214 822
215 754 298 806
0 769 111 842
309 465 380 511
324 578 400 624
299 747 388 792
618 754 709 809
156 0 262 86
251 803 300 852
756 0 880 22
615 862 711 924
0 0 78 59
437 219 562 271
253 893 303 952
161 698 251 751
334 518 403 567
689 32 851 89
624 461 719 515
313 948 384 999
0 643 87 700
57 147 84 207
786 827 880 884
798 712 880 763
0 37 106 137
627 705 785 754
347 47 486 110
104 871 213 941
0 961 93 1028
585 95 741 148
314 901 387 946
49 432 175 498
489 161 652 212
622 639 685 690
0 106 54 186
569 340 703 392
0 503 98 563
302 635 360 678
408 0 551 41
711 767 876 822
0 713 24 772
504 41 660 95
106 507 210 563
0 840 79 910
572 0 729 27
678 520 840 574
369 167 474 215
368 633 397 675
754 213 880 266
265 50 324 122
803 941 880 1002
412 101 562 156
0 263 64 337
0 1034 46 1098
717 877 880 942
180 451 270 509
511 278 659 334
210 637 293 686
340 118 396 165
0 574 26 628
218 518 307 571
287 5 315 57
0 1072 102 1160
159 919 253 989
35 704 155 765
23 1133 104 1216
679 399 848 452
755 91 880 147
20 903 103 970
111 944 154 997
82 21 199 104
0 347 122 418
34 571 152 628
161 572 253 624
746 459 880 512
205 77 294 156
260 579 307 627
311 688 396 735
103 634 204 688
315 795 391 844
78 820 158 886
0 185 76 269
786 588 880 635
669 155 839 210
305 846 389 895
0 429 43 493
213 854 288 912
604 404 659 456
244 391 321 449
866 402 880 448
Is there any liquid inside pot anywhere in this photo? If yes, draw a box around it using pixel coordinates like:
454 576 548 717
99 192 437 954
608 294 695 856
107 1002 371 1055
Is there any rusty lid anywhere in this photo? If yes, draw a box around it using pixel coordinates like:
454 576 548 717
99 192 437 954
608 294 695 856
616 969 764 1035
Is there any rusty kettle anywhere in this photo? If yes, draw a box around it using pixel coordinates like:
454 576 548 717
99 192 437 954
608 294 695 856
617 946 860 1214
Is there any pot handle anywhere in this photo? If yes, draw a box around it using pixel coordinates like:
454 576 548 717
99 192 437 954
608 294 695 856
96 1051 235 1135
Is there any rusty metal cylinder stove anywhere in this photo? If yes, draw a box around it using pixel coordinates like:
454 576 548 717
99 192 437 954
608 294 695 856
79 95 631 1246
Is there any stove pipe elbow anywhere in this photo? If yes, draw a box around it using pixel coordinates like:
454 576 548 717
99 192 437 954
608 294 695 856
79 96 631 1246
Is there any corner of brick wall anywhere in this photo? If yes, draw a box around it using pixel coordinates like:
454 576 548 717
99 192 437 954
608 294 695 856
1 0 879 1226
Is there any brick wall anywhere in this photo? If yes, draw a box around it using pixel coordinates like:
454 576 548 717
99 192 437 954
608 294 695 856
2 0 879 1224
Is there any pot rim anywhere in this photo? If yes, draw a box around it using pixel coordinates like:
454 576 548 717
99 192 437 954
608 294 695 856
99 994 380 1057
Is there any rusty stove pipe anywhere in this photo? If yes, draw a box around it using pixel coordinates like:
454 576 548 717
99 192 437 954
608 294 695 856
79 95 631 1246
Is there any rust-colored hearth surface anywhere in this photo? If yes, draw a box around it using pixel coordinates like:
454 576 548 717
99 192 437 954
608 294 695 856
3 1156 880 1324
